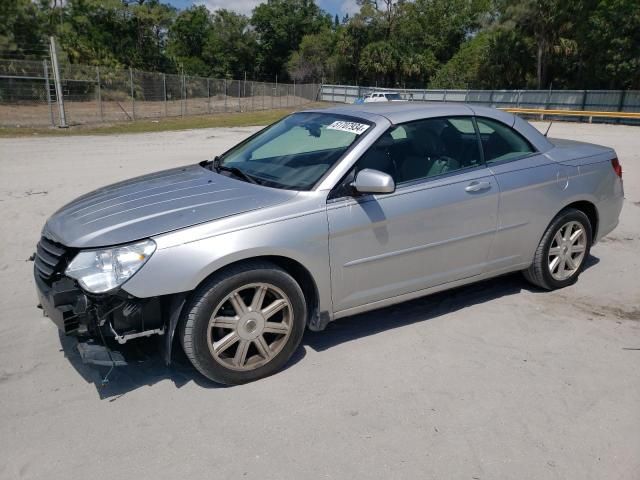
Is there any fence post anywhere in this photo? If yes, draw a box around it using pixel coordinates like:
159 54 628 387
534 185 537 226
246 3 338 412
541 87 552 121
617 90 626 125
207 78 211 114
49 36 67 128
96 66 103 122
182 73 187 116
580 90 588 110
443 89 447 102
579 89 587 123
224 79 227 112
263 82 266 110
163 73 167 117
251 81 255 111
43 60 55 127
238 80 241 112
129 67 135 120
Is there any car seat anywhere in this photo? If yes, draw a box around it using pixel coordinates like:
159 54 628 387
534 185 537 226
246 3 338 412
484 131 510 162
440 124 465 164
357 132 397 179
401 124 465 181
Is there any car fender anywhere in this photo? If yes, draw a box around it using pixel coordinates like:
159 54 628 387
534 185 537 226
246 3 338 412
122 201 332 317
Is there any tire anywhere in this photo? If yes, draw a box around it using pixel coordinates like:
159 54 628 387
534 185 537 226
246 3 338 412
179 261 306 385
523 208 592 290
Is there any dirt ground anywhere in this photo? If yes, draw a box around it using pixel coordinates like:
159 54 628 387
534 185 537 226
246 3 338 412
0 121 638 480
0 95 311 127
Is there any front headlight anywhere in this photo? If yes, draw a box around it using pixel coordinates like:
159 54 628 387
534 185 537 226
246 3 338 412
65 239 156 293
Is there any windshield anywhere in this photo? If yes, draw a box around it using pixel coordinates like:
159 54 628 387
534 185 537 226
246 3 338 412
218 112 372 190
385 93 402 100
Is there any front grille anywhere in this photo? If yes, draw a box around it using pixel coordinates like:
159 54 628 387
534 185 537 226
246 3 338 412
35 236 71 283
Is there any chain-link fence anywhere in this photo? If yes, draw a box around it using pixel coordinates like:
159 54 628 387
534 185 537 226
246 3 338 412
0 58 321 127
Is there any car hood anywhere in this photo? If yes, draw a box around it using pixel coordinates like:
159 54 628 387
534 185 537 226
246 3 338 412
43 165 297 248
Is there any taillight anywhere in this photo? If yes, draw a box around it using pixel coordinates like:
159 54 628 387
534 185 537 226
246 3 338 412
611 157 622 179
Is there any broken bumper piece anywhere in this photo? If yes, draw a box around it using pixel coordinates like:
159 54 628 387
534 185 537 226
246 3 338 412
77 342 127 367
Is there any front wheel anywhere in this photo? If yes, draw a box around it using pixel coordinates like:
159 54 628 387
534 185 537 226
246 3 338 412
523 208 592 290
180 262 307 385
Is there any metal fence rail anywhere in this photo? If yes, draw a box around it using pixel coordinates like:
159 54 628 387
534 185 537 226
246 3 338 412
0 58 321 127
320 85 640 125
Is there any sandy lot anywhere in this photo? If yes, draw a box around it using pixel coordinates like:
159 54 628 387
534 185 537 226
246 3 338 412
0 122 638 480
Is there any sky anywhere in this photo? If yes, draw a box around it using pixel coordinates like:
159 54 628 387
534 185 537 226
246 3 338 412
166 0 360 17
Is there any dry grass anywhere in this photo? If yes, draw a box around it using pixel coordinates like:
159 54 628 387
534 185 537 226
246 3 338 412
0 102 332 137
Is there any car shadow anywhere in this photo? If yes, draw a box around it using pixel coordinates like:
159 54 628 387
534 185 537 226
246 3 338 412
304 272 526 352
305 255 600 352
59 255 599 399
58 330 309 400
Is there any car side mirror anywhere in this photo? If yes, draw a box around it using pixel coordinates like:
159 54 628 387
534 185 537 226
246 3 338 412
352 168 395 195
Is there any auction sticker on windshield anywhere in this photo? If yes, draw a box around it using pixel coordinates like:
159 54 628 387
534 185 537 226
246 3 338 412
327 120 370 135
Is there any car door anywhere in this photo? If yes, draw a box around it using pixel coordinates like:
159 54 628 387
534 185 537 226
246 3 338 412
474 117 570 272
327 116 499 315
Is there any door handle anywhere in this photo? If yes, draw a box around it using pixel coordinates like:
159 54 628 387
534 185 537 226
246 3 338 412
465 181 491 193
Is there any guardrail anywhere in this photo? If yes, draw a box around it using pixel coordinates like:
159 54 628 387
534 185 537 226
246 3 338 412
502 107 640 122
320 84 640 125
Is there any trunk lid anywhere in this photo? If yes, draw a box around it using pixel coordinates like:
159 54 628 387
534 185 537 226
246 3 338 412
545 137 615 165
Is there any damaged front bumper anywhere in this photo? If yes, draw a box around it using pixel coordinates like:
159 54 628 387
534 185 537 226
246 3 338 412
34 267 183 367
33 234 187 367
35 270 164 339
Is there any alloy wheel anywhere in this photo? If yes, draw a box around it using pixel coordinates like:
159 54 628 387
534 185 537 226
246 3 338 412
207 283 293 371
547 221 587 281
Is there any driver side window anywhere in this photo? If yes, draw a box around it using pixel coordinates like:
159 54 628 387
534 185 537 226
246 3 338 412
356 116 482 184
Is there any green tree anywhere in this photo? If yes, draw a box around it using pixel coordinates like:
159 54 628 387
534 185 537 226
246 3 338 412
496 0 574 88
167 5 212 75
251 0 331 80
0 0 48 59
2 0 638 91
287 29 336 82
359 40 399 85
574 0 640 89
50 0 174 70
429 32 492 88
204 10 258 78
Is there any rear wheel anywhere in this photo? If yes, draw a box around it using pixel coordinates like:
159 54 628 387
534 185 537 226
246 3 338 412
523 208 592 290
180 262 306 385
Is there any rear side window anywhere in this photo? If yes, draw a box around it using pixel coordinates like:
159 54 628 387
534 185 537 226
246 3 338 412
475 117 534 163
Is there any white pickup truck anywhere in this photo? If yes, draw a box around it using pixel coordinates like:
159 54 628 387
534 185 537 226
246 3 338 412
363 92 404 102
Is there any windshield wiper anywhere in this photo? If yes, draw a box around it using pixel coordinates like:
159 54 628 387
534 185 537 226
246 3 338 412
212 157 259 185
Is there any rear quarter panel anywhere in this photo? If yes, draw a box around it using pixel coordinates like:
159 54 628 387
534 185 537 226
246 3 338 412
545 147 624 241
489 146 623 271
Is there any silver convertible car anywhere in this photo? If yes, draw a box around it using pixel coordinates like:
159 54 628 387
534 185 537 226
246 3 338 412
34 103 624 384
